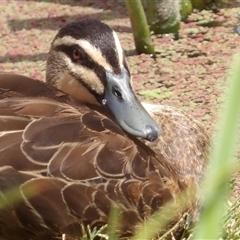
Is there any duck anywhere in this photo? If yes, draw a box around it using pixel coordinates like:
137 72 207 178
0 19 210 240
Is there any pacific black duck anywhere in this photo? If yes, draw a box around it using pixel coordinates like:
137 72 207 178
0 19 210 240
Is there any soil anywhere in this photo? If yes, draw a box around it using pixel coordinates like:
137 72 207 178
1 0 240 195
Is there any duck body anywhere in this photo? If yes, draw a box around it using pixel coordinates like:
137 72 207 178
0 19 210 240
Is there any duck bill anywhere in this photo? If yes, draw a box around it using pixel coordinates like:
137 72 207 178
99 69 161 141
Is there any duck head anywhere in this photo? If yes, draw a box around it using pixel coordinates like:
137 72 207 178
46 19 161 141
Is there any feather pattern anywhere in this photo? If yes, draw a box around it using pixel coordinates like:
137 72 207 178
0 75 209 240
0 19 210 240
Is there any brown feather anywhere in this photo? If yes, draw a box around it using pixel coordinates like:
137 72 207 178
0 74 209 239
0 19 210 239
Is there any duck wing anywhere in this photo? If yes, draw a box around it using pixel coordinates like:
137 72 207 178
0 74 198 239
142 104 210 181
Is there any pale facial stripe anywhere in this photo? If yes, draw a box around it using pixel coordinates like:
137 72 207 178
56 52 104 95
112 30 124 69
53 36 113 72
53 31 125 73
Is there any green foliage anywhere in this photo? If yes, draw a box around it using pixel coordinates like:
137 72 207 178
221 197 240 239
139 88 173 99
193 55 240 239
80 225 108 240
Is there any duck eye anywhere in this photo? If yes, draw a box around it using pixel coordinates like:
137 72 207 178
113 87 123 100
72 48 81 61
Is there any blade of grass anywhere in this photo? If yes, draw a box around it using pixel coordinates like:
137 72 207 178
193 55 240 239
221 197 240 239
106 203 120 240
131 186 197 240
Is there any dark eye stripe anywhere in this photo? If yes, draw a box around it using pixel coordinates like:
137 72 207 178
55 44 107 85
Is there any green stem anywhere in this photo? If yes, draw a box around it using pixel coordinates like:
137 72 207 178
125 0 155 55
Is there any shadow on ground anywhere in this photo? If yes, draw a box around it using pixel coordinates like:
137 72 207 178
0 53 47 63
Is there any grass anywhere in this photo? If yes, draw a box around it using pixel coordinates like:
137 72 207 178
221 196 240 239
193 54 240 239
